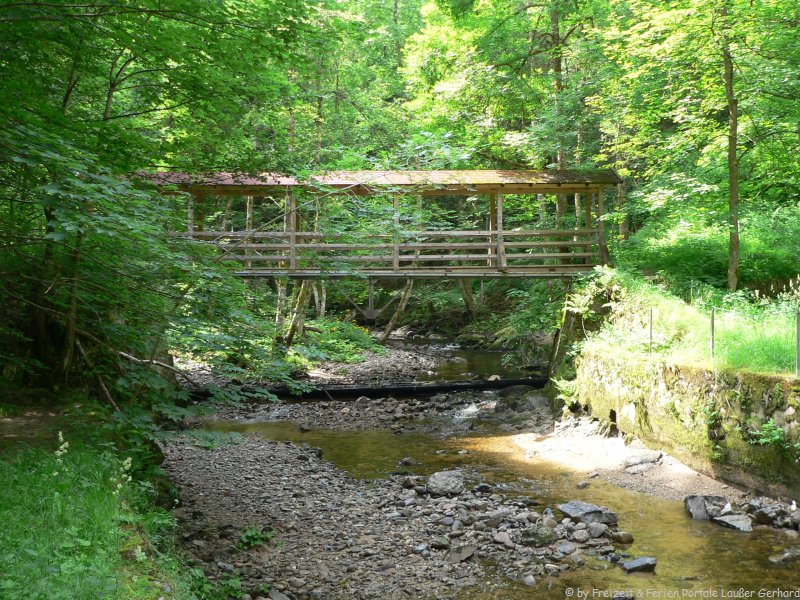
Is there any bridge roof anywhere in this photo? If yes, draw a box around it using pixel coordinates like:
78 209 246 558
144 169 621 196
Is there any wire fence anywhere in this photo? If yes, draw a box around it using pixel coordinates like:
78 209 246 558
646 307 800 377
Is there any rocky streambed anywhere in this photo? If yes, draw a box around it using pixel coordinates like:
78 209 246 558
163 436 649 600
169 346 800 599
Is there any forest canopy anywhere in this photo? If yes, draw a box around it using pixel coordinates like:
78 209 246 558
1 0 799 391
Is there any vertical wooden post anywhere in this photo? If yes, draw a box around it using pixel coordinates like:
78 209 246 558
710 307 716 360
187 194 195 238
288 191 297 271
585 191 593 234
573 192 581 242
392 196 400 271
795 310 799 377
598 188 609 265
496 191 506 270
245 195 253 270
196 193 206 232
367 279 375 314
537 193 546 223
488 193 497 267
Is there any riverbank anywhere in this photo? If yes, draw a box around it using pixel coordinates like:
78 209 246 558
0 402 195 599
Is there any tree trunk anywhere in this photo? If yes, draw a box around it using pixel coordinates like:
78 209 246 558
380 279 414 343
221 196 234 231
61 230 83 380
313 282 327 317
721 4 740 291
284 281 311 346
315 60 323 165
393 0 403 69
459 280 476 316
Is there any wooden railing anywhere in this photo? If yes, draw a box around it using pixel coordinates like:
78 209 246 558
178 229 599 278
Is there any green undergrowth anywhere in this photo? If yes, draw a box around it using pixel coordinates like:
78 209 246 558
0 403 245 600
616 205 800 293
0 434 185 599
573 267 800 376
291 317 384 364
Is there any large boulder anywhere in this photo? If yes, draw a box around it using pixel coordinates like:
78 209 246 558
427 470 465 497
712 514 753 532
558 500 618 526
684 495 729 520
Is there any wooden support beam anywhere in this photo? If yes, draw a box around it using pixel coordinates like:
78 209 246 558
392 196 400 271
220 240 597 251
585 192 593 243
196 193 206 232
488 194 497 267
598 188 610 265
178 228 599 240
245 195 253 270
288 192 297 271
496 192 507 270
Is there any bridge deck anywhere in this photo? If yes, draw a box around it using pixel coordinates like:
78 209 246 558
150 169 619 279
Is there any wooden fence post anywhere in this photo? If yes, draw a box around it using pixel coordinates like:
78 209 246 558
796 310 799 377
710 307 716 360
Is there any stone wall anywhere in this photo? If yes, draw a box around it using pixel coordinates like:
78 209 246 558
576 351 800 497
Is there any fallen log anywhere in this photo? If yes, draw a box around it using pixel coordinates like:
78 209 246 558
189 376 548 401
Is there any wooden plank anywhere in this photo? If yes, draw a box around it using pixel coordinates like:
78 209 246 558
219 240 597 251
221 252 595 263
406 229 598 238
504 252 596 259
179 184 610 197
176 228 599 239
233 265 596 279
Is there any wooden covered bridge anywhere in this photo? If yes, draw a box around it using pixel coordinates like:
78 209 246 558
150 169 621 279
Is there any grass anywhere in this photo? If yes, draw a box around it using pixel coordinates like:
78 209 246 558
579 269 800 376
0 430 192 600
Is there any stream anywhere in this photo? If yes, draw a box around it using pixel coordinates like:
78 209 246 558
177 344 800 598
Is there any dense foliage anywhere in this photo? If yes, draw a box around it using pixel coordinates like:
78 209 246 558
1 1 798 597
2 0 798 397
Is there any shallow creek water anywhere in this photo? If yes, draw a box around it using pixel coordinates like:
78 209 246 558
209 345 800 597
